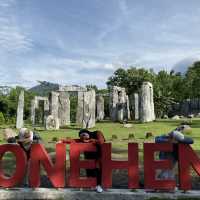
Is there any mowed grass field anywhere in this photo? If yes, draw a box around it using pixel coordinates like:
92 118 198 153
0 118 200 156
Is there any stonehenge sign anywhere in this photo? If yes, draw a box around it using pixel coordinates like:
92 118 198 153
0 142 199 190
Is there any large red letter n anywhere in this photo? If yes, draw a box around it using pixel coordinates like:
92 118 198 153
179 144 200 190
29 143 66 188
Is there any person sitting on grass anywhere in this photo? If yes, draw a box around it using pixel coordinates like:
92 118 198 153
79 129 105 193
155 124 193 182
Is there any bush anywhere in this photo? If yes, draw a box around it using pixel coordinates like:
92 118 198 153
52 137 58 142
128 133 135 140
111 134 118 140
0 112 5 125
145 132 154 139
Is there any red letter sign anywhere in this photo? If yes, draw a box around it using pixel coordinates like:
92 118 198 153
144 143 176 190
29 143 66 188
179 144 200 190
68 143 97 188
101 143 139 188
0 144 27 187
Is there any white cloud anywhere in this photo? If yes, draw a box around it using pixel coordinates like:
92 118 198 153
0 55 117 88
0 0 33 54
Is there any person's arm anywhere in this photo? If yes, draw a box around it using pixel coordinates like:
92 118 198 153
180 136 194 144
60 138 79 144
155 135 169 143
96 131 105 144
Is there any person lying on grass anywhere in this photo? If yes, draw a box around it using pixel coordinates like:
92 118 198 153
155 124 193 182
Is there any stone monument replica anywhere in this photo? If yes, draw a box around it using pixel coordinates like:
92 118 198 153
16 90 24 129
139 82 155 122
96 95 105 121
109 86 130 122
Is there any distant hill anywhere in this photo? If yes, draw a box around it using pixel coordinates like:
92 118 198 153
172 58 199 75
29 81 59 96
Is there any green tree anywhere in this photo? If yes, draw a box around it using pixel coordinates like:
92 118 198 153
0 112 5 124
153 70 175 117
184 61 200 98
0 86 35 124
107 67 155 95
86 84 98 92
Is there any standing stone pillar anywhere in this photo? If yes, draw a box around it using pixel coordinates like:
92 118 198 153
44 99 49 125
46 92 59 130
139 82 155 123
109 86 129 122
96 95 104 121
16 90 24 129
125 95 131 120
134 93 139 120
117 89 126 122
31 99 36 126
76 90 96 128
58 92 70 126
76 91 84 125
83 90 96 128
109 87 119 121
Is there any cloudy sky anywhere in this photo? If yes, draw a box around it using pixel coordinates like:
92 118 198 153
1 0 200 88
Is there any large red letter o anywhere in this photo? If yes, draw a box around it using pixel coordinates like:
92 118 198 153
0 144 27 187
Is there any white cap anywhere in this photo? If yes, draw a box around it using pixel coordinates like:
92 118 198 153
19 128 33 141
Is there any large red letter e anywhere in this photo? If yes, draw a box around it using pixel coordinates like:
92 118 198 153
144 143 176 190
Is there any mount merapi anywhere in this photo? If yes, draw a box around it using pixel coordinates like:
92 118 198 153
172 58 198 74
28 81 59 96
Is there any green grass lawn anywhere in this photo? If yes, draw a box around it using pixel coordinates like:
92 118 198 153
0 118 200 154
32 118 200 152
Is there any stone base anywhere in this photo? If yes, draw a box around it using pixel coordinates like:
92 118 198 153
1 188 200 200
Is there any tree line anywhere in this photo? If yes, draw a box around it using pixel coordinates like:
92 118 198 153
106 61 200 117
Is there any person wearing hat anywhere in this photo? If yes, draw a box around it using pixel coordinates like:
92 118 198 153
17 128 41 187
78 129 105 193
17 128 34 159
155 125 194 181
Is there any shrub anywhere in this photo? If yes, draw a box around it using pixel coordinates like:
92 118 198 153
52 137 58 142
145 132 154 139
0 112 5 125
128 133 135 140
111 134 118 140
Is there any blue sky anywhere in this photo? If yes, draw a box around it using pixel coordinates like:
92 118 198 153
0 0 200 88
